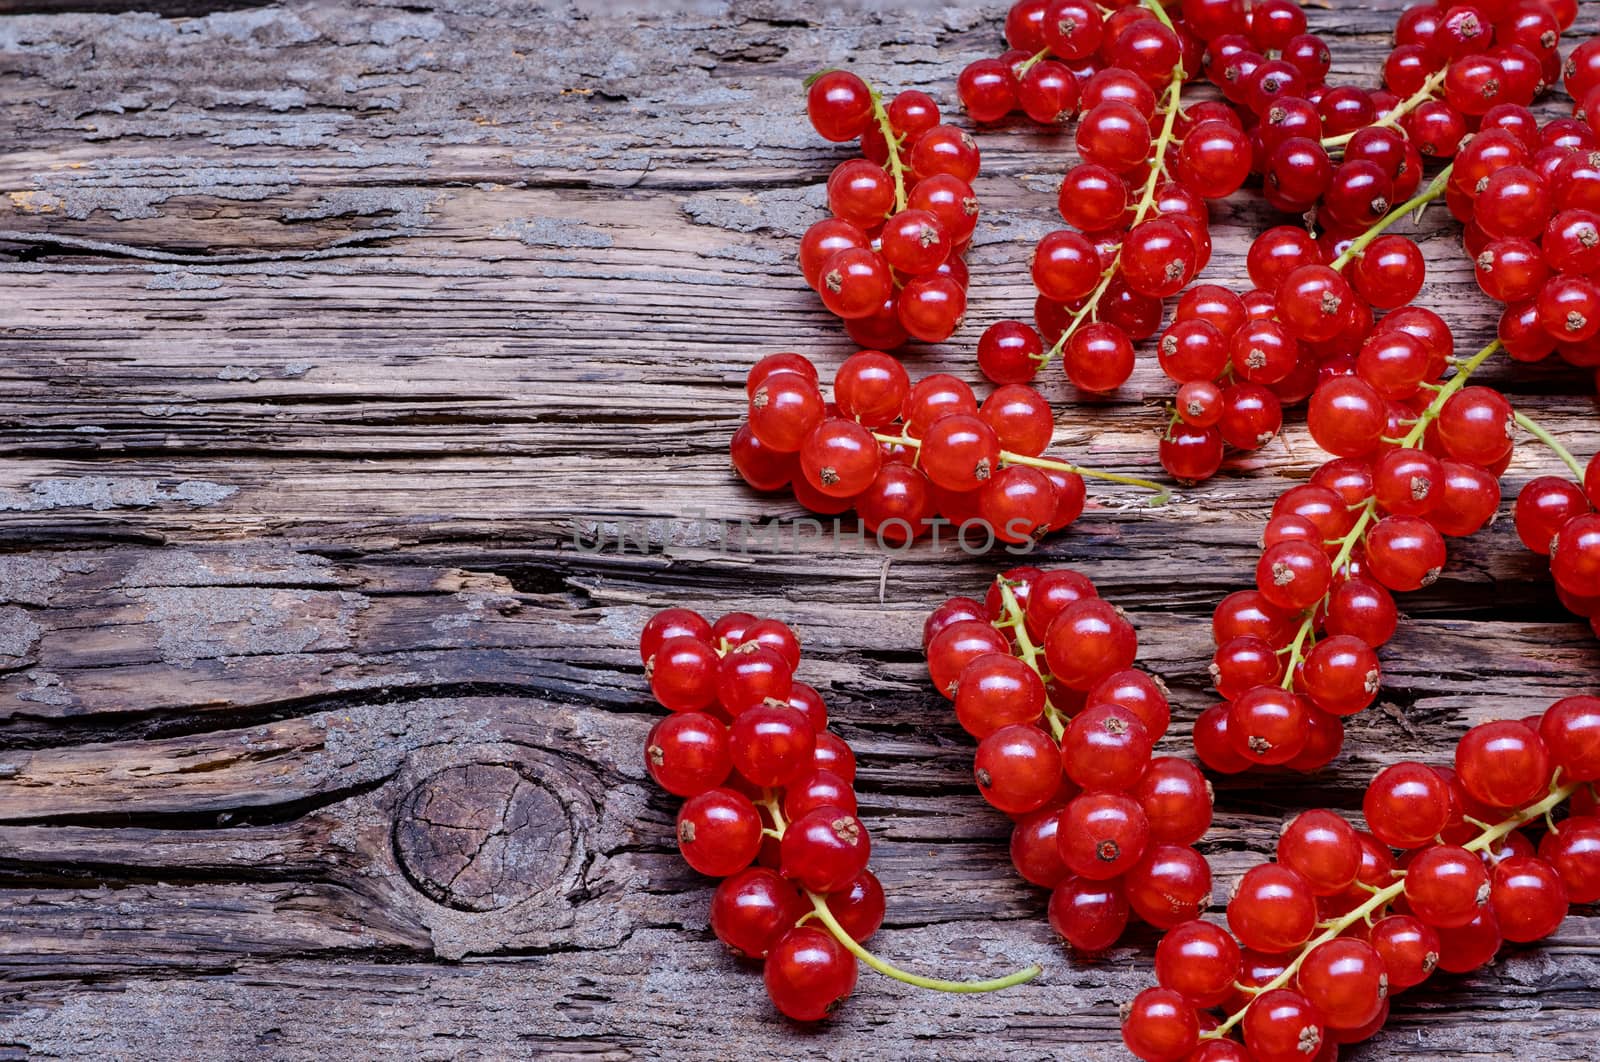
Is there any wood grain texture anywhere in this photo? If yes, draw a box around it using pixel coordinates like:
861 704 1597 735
1 0 1598 1058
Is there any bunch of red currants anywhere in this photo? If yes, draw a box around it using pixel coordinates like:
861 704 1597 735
803 71 982 347
1123 701 1600 1062
734 349 1170 546
924 568 1216 952
640 607 1037 1021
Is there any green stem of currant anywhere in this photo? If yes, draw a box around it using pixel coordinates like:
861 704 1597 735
1321 67 1450 150
1329 163 1454 272
762 795 1042 992
870 432 1173 505
870 88 910 213
1205 779 1581 1039
1514 411 1588 482
994 579 1067 740
1015 45 1052 79
1035 63 1186 372
1141 0 1175 30
806 895 1043 993
1275 338 1504 683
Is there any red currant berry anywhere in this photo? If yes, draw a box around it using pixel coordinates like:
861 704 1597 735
807 70 873 142
1062 703 1153 791
1122 987 1200 1062
1365 759 1454 847
1044 598 1138 690
974 723 1062 814
1297 937 1387 1030
1369 913 1440 990
678 787 763 877
1228 863 1318 952
648 635 720 712
1278 808 1363 895
764 925 858 1020
1012 805 1072 888
1455 718 1552 808
1048 875 1130 952
1490 854 1569 942
646 711 732 797
711 866 807 958
1057 791 1150 879
1156 919 1241 1007
1124 843 1213 928
1364 514 1447 592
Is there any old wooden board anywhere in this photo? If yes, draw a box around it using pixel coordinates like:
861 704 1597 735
0 0 1597 1058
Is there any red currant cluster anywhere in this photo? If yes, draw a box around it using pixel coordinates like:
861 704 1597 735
639 607 1037 1020
802 71 981 348
1458 39 1600 369
923 568 1215 952
1121 701 1600 1062
1194 324 1530 775
1516 449 1600 632
1151 0 1579 483
732 350 1165 546
976 0 1262 393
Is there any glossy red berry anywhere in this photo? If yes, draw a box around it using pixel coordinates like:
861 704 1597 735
1297 938 1387 1031
1364 761 1453 847
646 711 732 797
1228 863 1318 953
678 787 763 877
1062 703 1153 791
807 70 873 142
764 925 858 1020
1048 875 1131 952
711 867 807 958
1490 854 1569 942
1278 809 1362 896
1155 919 1241 1008
1455 719 1552 808
975 723 1062 814
1369 913 1439 990
1057 791 1150 879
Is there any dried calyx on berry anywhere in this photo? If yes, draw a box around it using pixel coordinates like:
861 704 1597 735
1123 700 1599 1062
925 567 1215 955
638 606 1039 1022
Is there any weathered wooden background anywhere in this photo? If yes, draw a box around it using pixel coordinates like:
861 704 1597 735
1 0 1598 1058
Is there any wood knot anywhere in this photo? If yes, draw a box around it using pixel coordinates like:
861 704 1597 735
393 763 572 912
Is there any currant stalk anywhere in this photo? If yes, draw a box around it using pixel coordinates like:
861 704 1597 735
870 431 1173 504
1328 164 1454 268
1035 67 1187 370
869 86 911 213
1277 337 1504 681
1515 411 1588 482
1204 776 1582 1040
1320 67 1450 151
992 580 1068 740
759 795 1043 992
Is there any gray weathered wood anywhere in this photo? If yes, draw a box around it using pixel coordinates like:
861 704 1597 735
1 0 1599 1058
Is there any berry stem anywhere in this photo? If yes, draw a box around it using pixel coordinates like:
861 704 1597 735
1014 45 1051 79
1275 337 1504 682
1140 0 1175 30
1204 778 1582 1039
869 88 910 213
761 794 1043 993
1321 67 1449 150
994 579 1068 740
1513 410 1587 482
1036 62 1187 370
806 894 1044 993
869 432 1173 505
1329 163 1454 271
